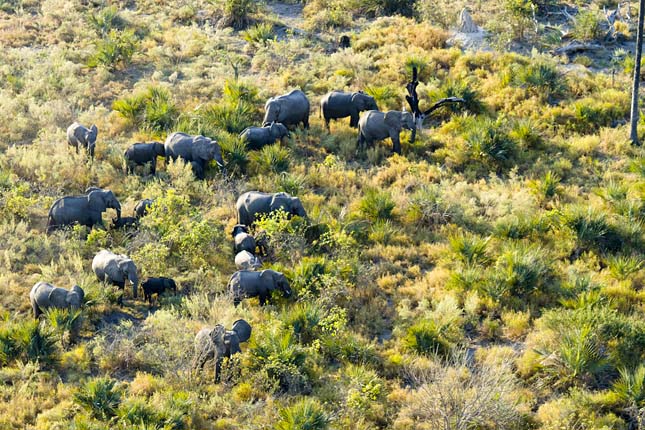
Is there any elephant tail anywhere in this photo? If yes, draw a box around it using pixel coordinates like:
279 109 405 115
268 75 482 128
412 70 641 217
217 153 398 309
46 206 56 234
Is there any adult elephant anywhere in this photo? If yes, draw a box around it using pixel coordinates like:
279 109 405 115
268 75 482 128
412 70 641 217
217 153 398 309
67 122 98 159
47 188 121 234
239 122 290 150
164 132 226 177
357 110 416 155
30 282 85 319
236 191 307 226
124 142 165 175
228 269 292 306
192 319 252 382
320 91 378 130
92 249 139 304
263 89 310 129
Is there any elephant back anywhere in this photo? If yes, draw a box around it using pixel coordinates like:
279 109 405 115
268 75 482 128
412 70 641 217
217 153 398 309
232 319 252 342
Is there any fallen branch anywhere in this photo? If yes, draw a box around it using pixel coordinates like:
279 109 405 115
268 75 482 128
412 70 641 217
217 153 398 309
553 42 603 56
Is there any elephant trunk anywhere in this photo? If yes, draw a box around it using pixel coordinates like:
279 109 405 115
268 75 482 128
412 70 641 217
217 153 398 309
130 272 139 298
113 201 122 220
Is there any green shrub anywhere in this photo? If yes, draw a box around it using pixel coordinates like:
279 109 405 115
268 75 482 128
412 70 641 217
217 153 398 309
403 320 452 356
448 231 490 266
358 189 395 222
242 23 275 46
252 144 291 175
510 60 565 99
465 117 517 169
12 320 58 366
612 365 645 407
278 172 307 196
492 244 551 300
87 29 139 71
113 86 179 132
407 185 458 228
43 307 82 348
563 206 623 253
219 135 249 176
74 377 123 420
283 302 323 344
212 0 257 30
88 6 124 36
530 170 561 200
275 398 329 430
572 9 604 42
427 78 484 115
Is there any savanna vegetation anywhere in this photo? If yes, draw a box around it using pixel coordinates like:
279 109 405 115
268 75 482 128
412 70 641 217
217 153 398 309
2 0 645 429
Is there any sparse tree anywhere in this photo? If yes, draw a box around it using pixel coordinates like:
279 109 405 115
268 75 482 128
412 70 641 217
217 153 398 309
630 0 645 145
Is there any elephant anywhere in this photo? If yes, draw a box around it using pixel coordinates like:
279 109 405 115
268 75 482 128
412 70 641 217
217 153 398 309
164 132 226 177
134 199 154 218
239 123 290 150
236 191 307 226
235 250 262 270
67 122 98 159
191 160 205 180
228 269 292 306
92 249 139 305
192 319 252 382
30 282 85 319
357 110 416 155
262 89 310 129
124 142 165 175
232 224 256 254
141 277 177 305
320 91 378 130
339 35 351 49
111 216 138 229
47 188 121 234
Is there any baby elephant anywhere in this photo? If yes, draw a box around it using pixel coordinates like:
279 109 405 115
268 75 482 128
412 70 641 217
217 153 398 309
124 142 165 175
30 282 84 319
92 249 139 305
235 250 262 270
134 199 154 218
239 122 290 150
228 269 292 306
67 122 98 159
141 277 177 305
193 319 252 382
232 224 256 254
111 216 138 229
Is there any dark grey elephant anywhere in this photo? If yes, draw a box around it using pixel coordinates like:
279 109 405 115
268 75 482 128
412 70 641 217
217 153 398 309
190 160 205 180
67 122 98 159
357 110 416 155
232 224 256 254
192 319 252 382
235 250 262 270
30 282 85 319
134 199 154 218
239 123 290 150
124 142 165 175
47 188 121 234
141 277 177 305
236 191 307 226
263 89 310 129
164 132 226 177
92 249 139 304
228 269 292 306
320 91 378 130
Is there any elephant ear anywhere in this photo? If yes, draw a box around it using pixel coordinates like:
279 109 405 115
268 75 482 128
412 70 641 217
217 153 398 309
270 193 289 212
71 285 85 303
384 111 403 129
231 319 252 343
47 288 68 308
87 190 106 210
210 324 226 347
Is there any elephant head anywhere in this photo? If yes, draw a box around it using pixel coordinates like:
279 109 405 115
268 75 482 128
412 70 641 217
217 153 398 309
86 125 98 152
384 111 415 133
264 271 292 298
192 136 226 174
263 101 280 126
231 319 252 349
290 197 307 219
269 122 290 140
48 284 85 310
118 259 138 298
232 224 249 238
68 285 85 309
153 142 165 157
352 92 378 112
269 193 307 219
88 189 121 219
209 324 227 354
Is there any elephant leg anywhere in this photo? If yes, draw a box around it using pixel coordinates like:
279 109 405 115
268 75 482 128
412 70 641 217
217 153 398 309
214 356 222 383
150 159 156 175
259 293 268 306
349 112 359 128
32 303 41 320
325 118 330 132
303 115 310 129
391 133 401 155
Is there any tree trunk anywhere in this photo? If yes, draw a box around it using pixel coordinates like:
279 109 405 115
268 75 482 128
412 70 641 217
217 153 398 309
630 0 645 145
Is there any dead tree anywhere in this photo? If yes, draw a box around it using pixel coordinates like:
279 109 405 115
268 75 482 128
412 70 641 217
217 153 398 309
405 66 465 143
631 0 645 145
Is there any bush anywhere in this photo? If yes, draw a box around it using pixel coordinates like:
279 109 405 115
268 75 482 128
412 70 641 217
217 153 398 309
74 377 123 420
448 231 490 266
403 320 452 357
88 6 124 36
491 244 551 302
252 144 291 175
358 189 395 222
510 60 565 99
573 9 604 42
275 398 329 430
465 117 518 169
213 0 257 30
563 206 624 253
113 86 179 133
87 29 139 71
242 23 275 46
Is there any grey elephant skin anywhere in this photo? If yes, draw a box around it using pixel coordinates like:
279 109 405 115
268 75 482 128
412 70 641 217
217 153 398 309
164 132 226 177
358 110 415 154
239 123 290 150
232 224 256 254
67 122 98 159
134 199 154 218
263 89 310 129
111 216 138 229
141 277 177 305
92 249 139 303
47 188 121 234
30 282 84 319
124 142 165 175
190 160 205 180
235 250 262 270
193 319 252 382
228 269 292 306
321 91 378 129
236 191 307 226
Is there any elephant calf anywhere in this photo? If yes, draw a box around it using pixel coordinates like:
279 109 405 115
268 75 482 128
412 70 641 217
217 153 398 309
124 142 165 175
357 110 416 155
112 216 138 229
320 91 378 130
228 269 292 306
239 123 290 150
134 199 154 218
141 277 177 305
236 191 307 227
193 319 252 382
164 132 226 178
47 188 121 234
235 250 262 270
30 282 84 319
67 122 98 159
92 250 139 305
232 224 256 254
